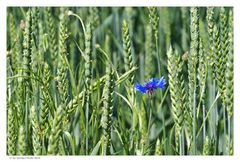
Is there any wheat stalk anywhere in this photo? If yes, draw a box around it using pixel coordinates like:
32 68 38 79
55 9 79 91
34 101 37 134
83 22 92 155
188 7 199 154
198 38 208 141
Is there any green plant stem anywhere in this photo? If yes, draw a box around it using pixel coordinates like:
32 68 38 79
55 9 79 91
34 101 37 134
228 115 231 155
179 132 182 155
148 98 153 138
85 97 89 155
179 129 185 155
223 103 226 154
158 86 169 154
181 129 185 155
161 110 166 154
25 87 29 150
203 104 206 142
197 92 220 138
214 81 218 155
155 37 161 78
68 11 86 39
155 36 166 153
213 80 217 140
193 89 196 155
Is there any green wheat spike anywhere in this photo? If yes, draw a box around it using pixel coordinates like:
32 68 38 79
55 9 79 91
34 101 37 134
213 24 225 102
22 10 32 85
57 15 70 132
225 9 233 118
82 22 92 155
41 63 51 134
144 25 153 79
47 105 64 155
198 38 207 103
122 19 134 84
17 125 27 155
167 46 185 153
226 9 233 155
206 7 215 72
22 10 33 153
188 7 199 154
56 60 68 103
30 7 40 74
89 7 100 32
101 65 114 155
225 135 233 155
7 107 16 155
44 7 58 65
57 18 69 104
30 106 42 155
155 138 164 155
56 60 69 130
16 83 24 124
230 139 233 155
9 13 18 75
31 7 39 39
84 22 92 90
217 7 228 103
203 136 210 155
148 7 159 39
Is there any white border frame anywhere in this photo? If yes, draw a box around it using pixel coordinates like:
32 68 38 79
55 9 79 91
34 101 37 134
1 1 239 161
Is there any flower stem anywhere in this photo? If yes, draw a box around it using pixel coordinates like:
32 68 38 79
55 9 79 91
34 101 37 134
148 98 153 136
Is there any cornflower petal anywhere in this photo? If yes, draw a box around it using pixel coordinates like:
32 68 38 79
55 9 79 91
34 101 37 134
149 78 160 88
156 76 166 88
134 83 147 93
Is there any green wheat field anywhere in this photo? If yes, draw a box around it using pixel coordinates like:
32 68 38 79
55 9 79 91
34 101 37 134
6 7 233 155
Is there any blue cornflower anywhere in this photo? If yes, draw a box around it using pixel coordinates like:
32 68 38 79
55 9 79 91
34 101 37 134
134 76 166 95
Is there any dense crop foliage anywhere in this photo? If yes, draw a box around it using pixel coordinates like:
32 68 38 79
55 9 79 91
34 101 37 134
7 7 233 155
